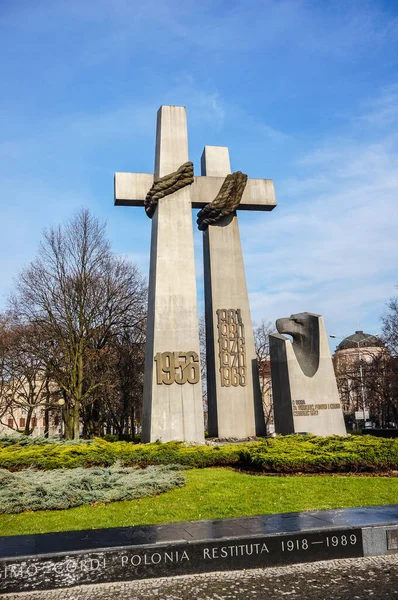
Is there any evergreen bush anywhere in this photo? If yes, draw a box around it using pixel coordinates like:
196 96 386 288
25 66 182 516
0 434 94 448
0 463 185 514
0 435 397 474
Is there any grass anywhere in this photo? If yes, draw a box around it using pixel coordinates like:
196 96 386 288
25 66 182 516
0 468 396 537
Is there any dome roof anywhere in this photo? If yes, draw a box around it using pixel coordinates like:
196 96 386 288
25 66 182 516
336 330 382 351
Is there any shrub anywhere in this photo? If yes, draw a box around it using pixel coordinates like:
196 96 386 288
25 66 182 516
0 435 397 474
0 463 186 514
0 434 94 448
237 435 398 473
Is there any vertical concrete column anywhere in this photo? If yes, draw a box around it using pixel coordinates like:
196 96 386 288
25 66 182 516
202 146 266 438
142 106 204 443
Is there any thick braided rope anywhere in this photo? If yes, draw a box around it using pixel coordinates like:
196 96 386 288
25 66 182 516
197 171 248 231
144 161 194 218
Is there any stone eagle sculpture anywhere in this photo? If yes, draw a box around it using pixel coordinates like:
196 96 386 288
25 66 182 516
269 312 346 436
275 312 320 378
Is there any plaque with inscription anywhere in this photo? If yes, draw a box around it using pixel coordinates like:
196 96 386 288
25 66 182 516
216 309 247 387
0 527 364 594
154 351 200 385
292 399 342 417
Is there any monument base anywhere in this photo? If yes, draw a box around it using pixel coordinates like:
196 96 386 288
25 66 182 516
1 506 397 594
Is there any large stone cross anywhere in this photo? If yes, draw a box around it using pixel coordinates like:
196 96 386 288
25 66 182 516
201 146 277 438
114 105 276 443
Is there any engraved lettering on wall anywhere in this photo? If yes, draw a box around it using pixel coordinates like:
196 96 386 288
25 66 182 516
216 309 247 387
154 352 200 385
292 399 341 417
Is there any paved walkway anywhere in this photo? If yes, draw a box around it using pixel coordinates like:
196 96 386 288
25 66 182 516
3 554 397 600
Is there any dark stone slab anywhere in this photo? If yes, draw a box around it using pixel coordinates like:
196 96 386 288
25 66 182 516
0 505 397 594
362 429 398 438
0 529 364 594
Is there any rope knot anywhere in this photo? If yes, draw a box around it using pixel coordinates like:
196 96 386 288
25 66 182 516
144 162 194 218
197 171 248 231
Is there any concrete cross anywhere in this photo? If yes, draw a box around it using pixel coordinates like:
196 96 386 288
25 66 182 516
114 105 276 442
115 147 276 215
201 146 276 438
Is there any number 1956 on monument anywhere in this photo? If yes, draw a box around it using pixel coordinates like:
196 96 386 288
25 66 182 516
154 351 200 385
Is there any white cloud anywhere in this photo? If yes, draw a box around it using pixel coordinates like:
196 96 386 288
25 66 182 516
356 84 398 129
239 87 398 337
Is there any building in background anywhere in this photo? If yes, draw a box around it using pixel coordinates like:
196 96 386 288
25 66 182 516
332 331 397 430
0 377 62 438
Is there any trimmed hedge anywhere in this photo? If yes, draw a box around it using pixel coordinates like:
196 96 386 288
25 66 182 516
0 435 397 473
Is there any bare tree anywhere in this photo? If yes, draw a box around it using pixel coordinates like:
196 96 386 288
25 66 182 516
382 295 398 355
0 317 58 435
11 209 147 439
198 314 208 429
334 346 398 429
253 319 274 429
78 321 146 440
0 315 16 427
102 323 146 439
4 324 51 434
198 314 207 396
364 352 398 427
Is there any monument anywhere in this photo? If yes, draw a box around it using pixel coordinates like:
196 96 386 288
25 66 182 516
198 146 276 438
269 312 346 436
115 105 276 442
115 106 204 443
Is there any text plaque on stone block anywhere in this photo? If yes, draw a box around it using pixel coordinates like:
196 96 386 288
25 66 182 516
0 529 363 594
387 528 398 550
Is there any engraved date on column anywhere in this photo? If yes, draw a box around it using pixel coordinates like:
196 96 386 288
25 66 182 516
217 309 247 387
154 351 200 385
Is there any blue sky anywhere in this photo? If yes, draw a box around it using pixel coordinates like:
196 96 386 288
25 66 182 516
1 0 397 348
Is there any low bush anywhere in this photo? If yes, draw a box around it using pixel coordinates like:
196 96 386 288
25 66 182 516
237 435 398 473
0 434 94 448
0 435 397 473
0 463 186 514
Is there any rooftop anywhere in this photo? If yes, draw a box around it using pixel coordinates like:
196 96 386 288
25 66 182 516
336 330 383 351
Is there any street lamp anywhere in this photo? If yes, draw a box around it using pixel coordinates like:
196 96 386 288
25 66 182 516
330 333 378 423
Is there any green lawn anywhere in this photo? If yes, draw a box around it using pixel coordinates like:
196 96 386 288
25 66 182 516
0 468 396 537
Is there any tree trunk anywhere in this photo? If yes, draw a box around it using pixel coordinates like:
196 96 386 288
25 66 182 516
73 400 80 439
44 376 51 438
63 401 73 440
73 349 84 440
23 405 35 436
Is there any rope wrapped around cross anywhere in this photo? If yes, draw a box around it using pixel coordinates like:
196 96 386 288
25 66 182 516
144 162 248 229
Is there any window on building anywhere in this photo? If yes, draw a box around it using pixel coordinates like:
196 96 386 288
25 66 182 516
8 418 13 429
20 418 26 428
